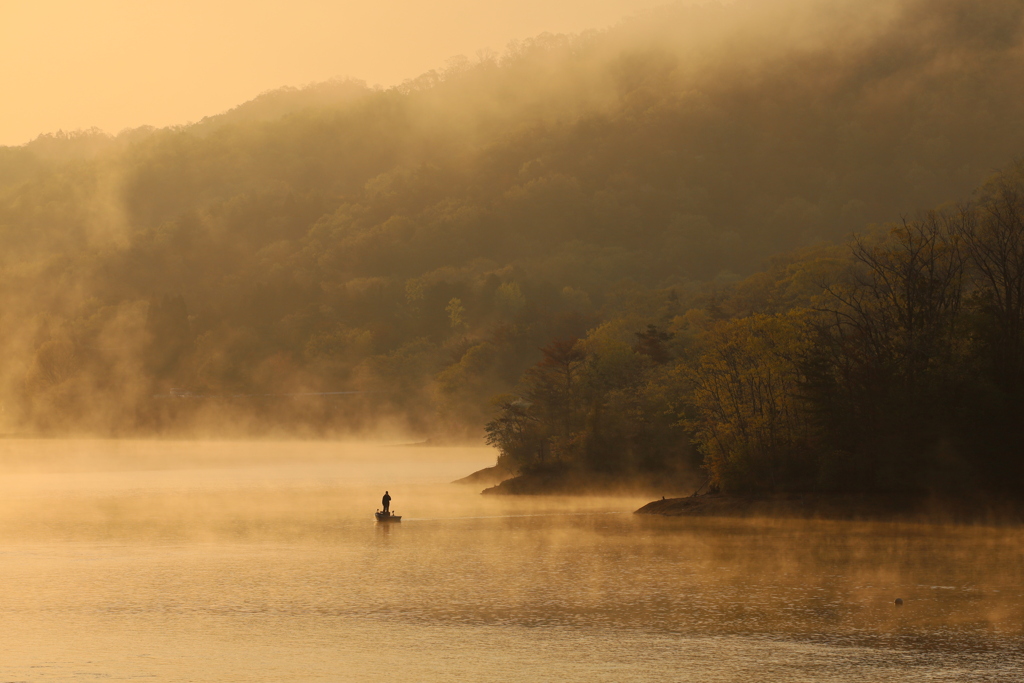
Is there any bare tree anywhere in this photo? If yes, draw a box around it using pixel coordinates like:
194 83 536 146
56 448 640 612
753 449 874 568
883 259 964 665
802 213 967 489
954 169 1024 387
819 213 965 395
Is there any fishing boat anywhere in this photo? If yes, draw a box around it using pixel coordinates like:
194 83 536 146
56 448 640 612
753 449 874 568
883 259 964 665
375 510 402 522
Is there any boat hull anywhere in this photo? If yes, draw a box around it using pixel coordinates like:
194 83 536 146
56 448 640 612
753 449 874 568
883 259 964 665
375 512 402 522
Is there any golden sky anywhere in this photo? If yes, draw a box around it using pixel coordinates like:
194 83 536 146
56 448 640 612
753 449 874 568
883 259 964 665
1 0 673 146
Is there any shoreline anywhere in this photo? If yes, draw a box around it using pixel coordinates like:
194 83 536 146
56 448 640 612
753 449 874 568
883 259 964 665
452 464 514 487
635 493 1024 525
474 469 695 497
458 466 1024 525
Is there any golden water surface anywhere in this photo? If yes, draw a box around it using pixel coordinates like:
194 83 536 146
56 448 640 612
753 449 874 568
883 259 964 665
0 439 1020 681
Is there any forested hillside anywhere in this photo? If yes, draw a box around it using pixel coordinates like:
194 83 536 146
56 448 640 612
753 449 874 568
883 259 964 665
487 162 1024 495
1 0 1023 443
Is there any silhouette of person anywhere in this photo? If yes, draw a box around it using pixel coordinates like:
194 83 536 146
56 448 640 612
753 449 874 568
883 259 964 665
382 491 391 514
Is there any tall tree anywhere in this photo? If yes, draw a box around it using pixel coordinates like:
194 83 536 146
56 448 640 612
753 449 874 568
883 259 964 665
956 166 1024 390
804 214 967 490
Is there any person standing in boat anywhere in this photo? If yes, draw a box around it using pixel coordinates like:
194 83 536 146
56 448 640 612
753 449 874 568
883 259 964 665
382 491 392 514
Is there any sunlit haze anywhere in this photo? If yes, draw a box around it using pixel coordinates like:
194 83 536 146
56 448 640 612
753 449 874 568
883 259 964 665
1 0 676 146
3 0 1024 678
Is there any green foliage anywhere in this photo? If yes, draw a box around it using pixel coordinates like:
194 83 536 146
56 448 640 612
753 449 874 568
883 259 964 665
445 298 467 331
485 328 694 477
687 313 815 492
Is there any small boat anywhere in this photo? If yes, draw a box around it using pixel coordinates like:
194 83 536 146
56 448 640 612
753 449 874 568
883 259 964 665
375 510 402 522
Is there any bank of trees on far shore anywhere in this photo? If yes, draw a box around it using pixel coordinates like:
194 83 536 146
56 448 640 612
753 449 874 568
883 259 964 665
487 164 1024 496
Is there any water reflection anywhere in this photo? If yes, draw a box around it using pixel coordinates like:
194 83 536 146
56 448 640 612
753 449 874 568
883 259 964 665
0 440 1020 681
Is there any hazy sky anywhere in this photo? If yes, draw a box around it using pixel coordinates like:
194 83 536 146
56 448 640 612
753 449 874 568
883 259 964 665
1 0 675 146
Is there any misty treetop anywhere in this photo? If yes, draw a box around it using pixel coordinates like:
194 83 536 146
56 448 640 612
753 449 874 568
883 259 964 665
1 0 1024 463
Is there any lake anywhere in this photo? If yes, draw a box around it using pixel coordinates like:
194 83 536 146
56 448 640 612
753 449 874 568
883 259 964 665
0 439 1020 681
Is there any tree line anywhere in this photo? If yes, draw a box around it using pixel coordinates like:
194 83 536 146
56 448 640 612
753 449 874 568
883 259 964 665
487 164 1024 496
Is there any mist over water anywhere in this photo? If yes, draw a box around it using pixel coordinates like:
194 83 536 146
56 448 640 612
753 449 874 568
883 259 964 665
0 441 1020 681
4 0 1024 678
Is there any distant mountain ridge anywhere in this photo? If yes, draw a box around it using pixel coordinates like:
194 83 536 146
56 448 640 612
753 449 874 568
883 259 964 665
0 0 1022 436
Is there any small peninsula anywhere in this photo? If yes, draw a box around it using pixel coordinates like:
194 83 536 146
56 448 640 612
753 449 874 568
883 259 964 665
635 493 1024 525
478 468 691 497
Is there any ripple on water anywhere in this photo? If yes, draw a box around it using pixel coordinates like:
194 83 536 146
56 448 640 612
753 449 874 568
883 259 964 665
0 440 1021 681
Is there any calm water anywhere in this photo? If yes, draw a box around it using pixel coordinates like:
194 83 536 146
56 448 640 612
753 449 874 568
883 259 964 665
0 439 1021 681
